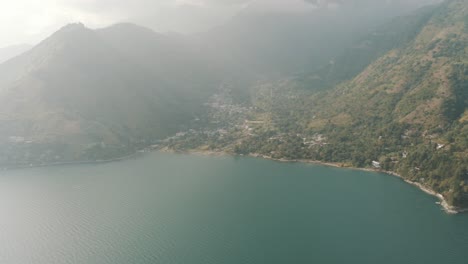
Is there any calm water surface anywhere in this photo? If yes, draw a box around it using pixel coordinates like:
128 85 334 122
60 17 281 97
0 152 467 264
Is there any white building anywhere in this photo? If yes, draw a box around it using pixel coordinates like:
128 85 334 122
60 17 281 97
372 161 381 169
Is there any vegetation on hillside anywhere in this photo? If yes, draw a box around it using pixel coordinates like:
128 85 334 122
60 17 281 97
161 0 468 209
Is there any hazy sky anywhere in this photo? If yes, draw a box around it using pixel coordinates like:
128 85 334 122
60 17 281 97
0 0 439 48
0 0 307 47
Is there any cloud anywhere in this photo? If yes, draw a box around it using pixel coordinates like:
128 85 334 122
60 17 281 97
303 0 442 8
0 0 442 48
0 0 253 47
242 0 317 13
0 0 123 47
58 0 252 31
191 0 251 5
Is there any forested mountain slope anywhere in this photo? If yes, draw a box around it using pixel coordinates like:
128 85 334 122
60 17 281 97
301 0 468 207
250 0 467 208
0 23 221 164
164 0 468 209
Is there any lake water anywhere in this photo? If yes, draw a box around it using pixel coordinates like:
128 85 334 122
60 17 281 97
0 151 467 264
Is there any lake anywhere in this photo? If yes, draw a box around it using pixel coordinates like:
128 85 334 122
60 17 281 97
0 151 467 264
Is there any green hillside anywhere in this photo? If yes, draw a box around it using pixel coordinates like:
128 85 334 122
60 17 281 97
309 0 468 207
255 0 467 208
163 0 468 209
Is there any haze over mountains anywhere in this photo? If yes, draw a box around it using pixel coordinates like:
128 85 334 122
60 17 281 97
243 0 467 209
0 0 466 207
0 44 32 64
0 22 224 162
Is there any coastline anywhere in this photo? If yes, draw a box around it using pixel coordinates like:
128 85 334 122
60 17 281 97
257 155 468 214
255 154 468 214
0 151 145 171
3 146 466 214
161 148 468 214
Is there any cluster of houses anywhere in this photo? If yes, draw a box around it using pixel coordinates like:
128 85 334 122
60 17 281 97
302 134 327 147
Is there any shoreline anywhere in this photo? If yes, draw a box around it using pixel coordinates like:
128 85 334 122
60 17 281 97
0 151 145 171
162 148 468 214
255 155 468 214
2 146 467 214
255 154 468 214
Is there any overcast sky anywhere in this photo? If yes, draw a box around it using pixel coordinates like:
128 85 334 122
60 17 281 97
0 0 440 48
0 0 301 47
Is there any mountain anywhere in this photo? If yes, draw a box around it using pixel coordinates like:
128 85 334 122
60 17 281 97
295 4 439 90
160 0 468 210
308 0 467 129
0 44 32 64
96 23 224 100
0 0 463 208
0 23 222 165
251 0 468 209
197 0 442 77
0 0 436 167
297 0 467 206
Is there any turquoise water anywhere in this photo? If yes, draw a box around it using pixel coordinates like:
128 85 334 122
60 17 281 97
0 151 467 264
